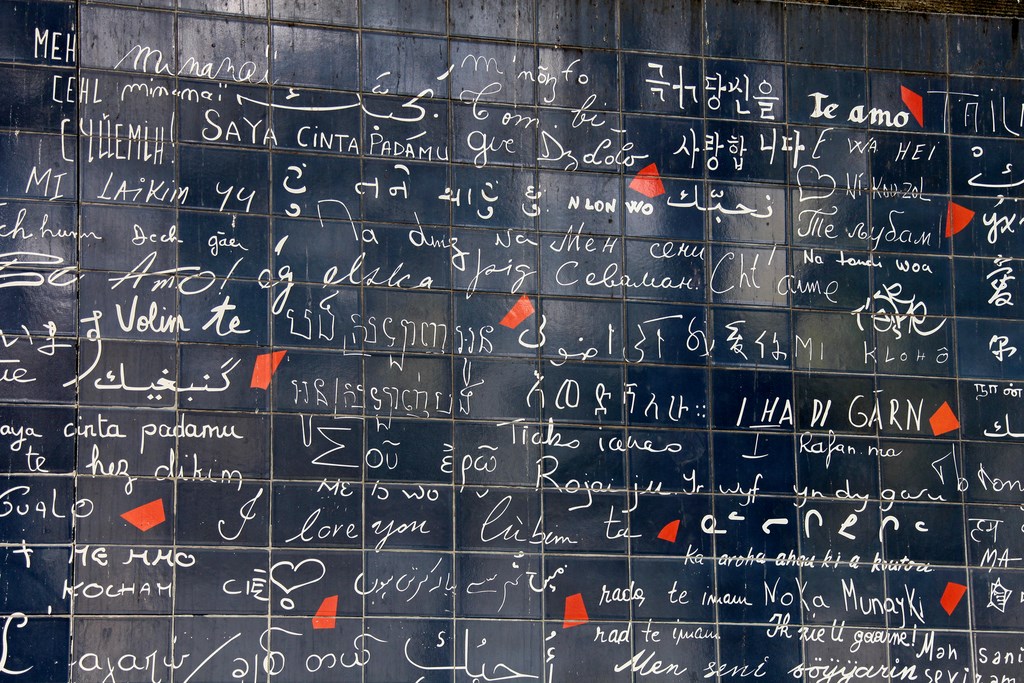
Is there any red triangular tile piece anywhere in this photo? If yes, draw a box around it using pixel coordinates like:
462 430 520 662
945 201 975 238
499 295 535 329
312 595 338 629
629 163 666 199
121 499 166 532
563 593 589 629
251 350 287 389
929 401 960 437
940 582 967 616
901 86 924 127
657 519 681 543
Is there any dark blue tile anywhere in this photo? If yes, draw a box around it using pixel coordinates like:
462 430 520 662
175 549 269 614
623 52 702 116
0 1 77 65
711 306 792 367
364 0 446 34
950 15 1024 76
0 132 75 202
630 557 714 621
629 427 709 492
624 176 706 240
787 66 866 125
457 487 540 551
270 87 361 154
885 502 965 566
450 0 535 41
451 228 538 296
362 33 449 98
621 0 700 55
786 4 865 66
790 190 869 250
869 195 950 255
456 552 541 618
179 0 265 15
538 169 621 235
715 431 793 496
272 349 361 414
0 65 75 132
535 47 618 110
178 278 269 346
451 39 536 106
177 481 269 546
75 476 173 544
879 439 963 505
622 114 703 178
957 317 1024 380
361 225 453 290
866 11 946 73
540 297 623 363
270 152 360 219
704 59 784 123
954 255 1023 319
792 309 872 373
0 544 68 618
1 616 69 683
541 425 626 488
364 618 453 679
708 183 786 244
708 244 786 307
867 72 947 134
177 80 268 147
539 572 633 671
362 288 451 354
0 332 76 404
272 413 362 480
631 493 711 556
949 75 1024 139
704 0 783 61
177 15 268 85
627 365 707 428
625 301 710 365
714 495 796 557
80 5 175 71
178 210 269 279
271 0 358 25
537 0 616 49
272 24 359 91
541 362 623 424
453 102 537 168
716 562 799 623
363 354 451 419
179 146 270 214
535 107 614 171
951 135 1024 198
789 249 869 310
273 482 361 549
73 548 173 614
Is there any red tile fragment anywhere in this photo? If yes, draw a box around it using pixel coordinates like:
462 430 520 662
312 595 338 629
121 499 166 532
929 402 960 437
657 519 681 543
499 295 535 329
940 582 967 615
563 593 589 629
251 350 287 389
629 163 666 199
945 201 975 238
900 86 924 127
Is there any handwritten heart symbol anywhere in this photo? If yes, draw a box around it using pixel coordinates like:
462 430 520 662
270 559 326 594
796 164 836 202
